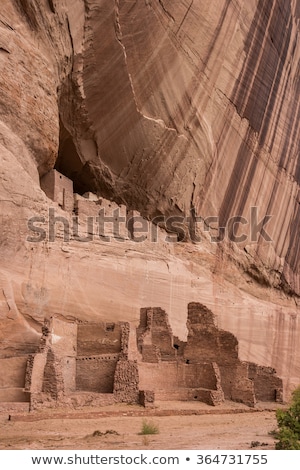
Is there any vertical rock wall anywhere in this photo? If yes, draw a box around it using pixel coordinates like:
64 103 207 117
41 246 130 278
0 0 299 399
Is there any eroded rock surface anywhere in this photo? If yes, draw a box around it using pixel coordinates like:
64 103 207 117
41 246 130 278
0 1 299 403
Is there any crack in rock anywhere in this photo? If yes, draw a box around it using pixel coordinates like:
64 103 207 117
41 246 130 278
114 0 186 140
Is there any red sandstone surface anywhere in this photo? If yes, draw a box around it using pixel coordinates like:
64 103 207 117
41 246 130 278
0 0 299 435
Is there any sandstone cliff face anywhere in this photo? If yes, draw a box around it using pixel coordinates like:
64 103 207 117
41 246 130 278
0 0 299 401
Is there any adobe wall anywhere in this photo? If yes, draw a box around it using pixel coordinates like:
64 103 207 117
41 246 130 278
0 357 28 389
74 194 128 240
40 170 174 243
139 362 220 392
139 362 179 390
77 323 121 356
49 317 77 357
40 169 73 212
0 357 29 402
62 357 76 392
76 355 118 393
0 388 29 402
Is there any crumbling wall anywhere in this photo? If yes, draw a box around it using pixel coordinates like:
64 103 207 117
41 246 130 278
42 349 64 400
137 303 282 407
113 359 139 403
75 322 122 394
137 307 176 361
47 317 77 392
25 353 47 394
248 363 283 402
218 364 239 399
184 303 239 363
184 362 221 390
139 390 155 408
139 362 180 391
231 363 256 407
138 360 224 405
24 303 283 410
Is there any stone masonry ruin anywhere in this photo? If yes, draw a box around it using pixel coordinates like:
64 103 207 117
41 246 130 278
23 303 283 410
39 169 179 242
40 169 74 213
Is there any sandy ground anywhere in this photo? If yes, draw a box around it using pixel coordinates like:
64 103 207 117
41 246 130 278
0 401 283 450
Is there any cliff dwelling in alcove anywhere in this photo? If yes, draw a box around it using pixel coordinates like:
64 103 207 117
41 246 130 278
40 169 74 212
23 302 283 410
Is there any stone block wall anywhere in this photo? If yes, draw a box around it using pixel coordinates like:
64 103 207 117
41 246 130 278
23 303 283 410
25 352 47 394
139 362 180 391
218 364 239 399
119 322 130 359
138 361 224 406
248 363 283 402
186 388 224 406
113 359 139 403
42 349 64 401
184 362 221 390
139 390 155 407
74 195 128 240
74 197 100 218
231 363 256 407
137 303 282 407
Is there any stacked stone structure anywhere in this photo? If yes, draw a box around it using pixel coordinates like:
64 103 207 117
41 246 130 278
24 303 283 410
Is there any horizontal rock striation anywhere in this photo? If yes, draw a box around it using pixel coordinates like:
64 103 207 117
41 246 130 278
0 0 299 403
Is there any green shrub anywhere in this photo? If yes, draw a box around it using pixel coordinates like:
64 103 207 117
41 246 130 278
275 387 300 450
139 420 159 435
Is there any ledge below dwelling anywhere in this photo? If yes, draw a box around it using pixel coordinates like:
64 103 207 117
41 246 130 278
30 392 117 410
154 388 225 406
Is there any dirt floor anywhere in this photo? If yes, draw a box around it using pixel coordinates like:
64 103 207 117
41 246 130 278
0 401 283 450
